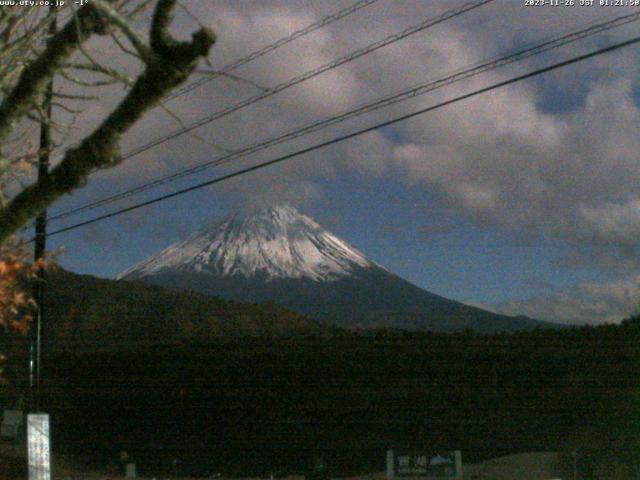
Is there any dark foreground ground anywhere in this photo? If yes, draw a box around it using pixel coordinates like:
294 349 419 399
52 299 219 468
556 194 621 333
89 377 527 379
0 440 563 480
17 320 637 479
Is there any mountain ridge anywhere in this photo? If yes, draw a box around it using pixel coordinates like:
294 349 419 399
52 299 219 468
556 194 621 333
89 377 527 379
118 205 377 282
40 267 333 352
119 205 563 333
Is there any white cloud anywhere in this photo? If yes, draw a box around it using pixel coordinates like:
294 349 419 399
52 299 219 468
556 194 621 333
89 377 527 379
454 183 497 211
41 1 640 322
580 199 640 247
49 1 640 231
492 275 640 325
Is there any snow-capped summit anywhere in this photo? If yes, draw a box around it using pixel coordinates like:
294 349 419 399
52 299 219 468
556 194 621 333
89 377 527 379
118 205 559 333
118 205 376 282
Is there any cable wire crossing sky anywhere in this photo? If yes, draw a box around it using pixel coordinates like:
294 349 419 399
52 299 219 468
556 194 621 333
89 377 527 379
48 10 640 223
37 0 640 326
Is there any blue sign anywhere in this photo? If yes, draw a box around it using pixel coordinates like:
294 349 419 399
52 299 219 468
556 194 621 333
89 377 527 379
392 451 461 478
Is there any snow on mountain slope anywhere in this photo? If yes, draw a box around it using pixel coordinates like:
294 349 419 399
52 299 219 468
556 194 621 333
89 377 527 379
118 205 378 282
117 205 561 333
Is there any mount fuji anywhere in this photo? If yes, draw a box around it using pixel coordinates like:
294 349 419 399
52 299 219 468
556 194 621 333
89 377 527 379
118 205 559 333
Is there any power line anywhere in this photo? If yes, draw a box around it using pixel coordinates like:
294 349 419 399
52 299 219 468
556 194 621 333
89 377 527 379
18 0 380 234
40 34 640 240
118 0 495 161
54 1 377 99
48 11 640 222
166 0 381 101
54 2 379 99
46 0 493 222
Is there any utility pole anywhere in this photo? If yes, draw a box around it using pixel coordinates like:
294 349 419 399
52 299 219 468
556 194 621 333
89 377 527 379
26 9 57 480
31 2 57 415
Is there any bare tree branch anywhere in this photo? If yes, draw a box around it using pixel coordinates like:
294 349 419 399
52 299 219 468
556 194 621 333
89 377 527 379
52 91 100 101
109 30 143 61
91 0 154 63
0 0 216 241
0 4 109 145
157 101 231 154
63 61 133 84
58 70 124 88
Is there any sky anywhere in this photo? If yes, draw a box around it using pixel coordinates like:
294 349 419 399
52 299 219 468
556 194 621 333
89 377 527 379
25 0 640 325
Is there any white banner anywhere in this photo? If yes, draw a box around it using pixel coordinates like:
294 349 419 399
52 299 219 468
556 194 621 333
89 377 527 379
27 414 51 480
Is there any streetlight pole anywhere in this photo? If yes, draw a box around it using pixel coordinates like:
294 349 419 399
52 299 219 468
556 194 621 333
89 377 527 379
31 1 57 414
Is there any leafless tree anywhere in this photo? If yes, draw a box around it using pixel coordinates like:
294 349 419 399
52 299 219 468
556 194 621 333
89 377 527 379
0 0 216 243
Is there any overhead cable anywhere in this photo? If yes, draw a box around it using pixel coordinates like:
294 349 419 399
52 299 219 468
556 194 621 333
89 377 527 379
166 0 381 100
119 0 495 161
48 10 640 222
39 34 640 239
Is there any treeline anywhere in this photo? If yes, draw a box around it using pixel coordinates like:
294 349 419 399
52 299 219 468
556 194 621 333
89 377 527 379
43 269 332 349
36 317 640 477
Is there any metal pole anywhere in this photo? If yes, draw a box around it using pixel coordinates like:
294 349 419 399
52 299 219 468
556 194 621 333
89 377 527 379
30 4 57 413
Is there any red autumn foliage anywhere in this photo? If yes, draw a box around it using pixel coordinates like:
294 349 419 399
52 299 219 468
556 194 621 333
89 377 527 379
0 236 50 384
